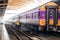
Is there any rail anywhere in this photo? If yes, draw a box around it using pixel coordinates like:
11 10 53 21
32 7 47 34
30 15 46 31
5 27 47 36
10 25 33 40
7 25 21 40
6 24 33 40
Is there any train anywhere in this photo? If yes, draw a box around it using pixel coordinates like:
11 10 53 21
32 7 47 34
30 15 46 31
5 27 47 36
19 1 60 32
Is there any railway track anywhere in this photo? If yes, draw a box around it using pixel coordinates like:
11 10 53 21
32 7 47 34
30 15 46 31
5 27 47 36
5 24 41 40
5 24 60 40
5 24 32 40
22 30 60 40
5 24 18 40
44 31 60 37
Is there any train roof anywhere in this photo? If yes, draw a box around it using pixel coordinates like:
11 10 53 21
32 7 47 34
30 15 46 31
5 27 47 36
53 0 60 6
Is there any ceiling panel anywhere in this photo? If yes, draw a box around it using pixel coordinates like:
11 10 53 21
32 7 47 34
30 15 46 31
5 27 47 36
7 0 34 10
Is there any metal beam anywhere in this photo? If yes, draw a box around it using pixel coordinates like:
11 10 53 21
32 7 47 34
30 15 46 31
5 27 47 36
0 3 7 6
0 0 8 19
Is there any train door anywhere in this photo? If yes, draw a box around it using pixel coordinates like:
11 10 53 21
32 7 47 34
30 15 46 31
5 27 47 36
46 6 58 31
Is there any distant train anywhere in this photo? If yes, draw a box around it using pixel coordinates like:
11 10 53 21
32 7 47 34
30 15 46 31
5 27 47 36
20 1 60 32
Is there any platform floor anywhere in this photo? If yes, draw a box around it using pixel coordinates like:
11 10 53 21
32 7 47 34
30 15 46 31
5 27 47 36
1 24 10 40
0 24 2 40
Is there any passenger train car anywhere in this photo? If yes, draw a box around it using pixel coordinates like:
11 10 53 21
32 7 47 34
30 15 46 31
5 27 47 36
20 1 60 32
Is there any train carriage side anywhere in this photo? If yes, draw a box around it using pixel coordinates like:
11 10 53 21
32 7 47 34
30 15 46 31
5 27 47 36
39 2 60 32
57 6 60 31
25 10 40 31
20 9 40 31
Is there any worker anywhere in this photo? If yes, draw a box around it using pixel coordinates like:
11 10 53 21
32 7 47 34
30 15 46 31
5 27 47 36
15 20 20 29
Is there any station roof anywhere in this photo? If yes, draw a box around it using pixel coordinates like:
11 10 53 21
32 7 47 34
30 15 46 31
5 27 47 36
3 0 52 22
7 0 35 10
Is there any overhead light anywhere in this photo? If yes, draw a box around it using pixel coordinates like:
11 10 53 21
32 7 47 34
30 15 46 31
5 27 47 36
5 10 17 13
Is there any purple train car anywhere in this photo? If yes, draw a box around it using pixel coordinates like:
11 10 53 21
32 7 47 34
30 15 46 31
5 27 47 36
20 1 60 32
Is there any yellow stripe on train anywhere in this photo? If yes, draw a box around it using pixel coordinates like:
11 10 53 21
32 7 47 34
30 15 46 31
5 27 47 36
40 19 60 26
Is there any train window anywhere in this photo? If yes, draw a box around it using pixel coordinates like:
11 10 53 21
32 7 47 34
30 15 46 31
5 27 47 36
26 14 29 18
26 14 30 18
38 11 40 19
49 8 55 18
32 12 39 19
20 16 22 19
30 13 32 19
21 15 26 19
32 13 33 19
35 12 38 19
33 12 36 19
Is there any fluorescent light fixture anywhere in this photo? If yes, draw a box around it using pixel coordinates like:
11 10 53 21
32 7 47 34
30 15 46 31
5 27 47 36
5 10 17 13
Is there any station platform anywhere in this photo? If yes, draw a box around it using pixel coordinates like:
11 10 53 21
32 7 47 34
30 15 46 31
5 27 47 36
0 24 10 40
0 25 10 40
